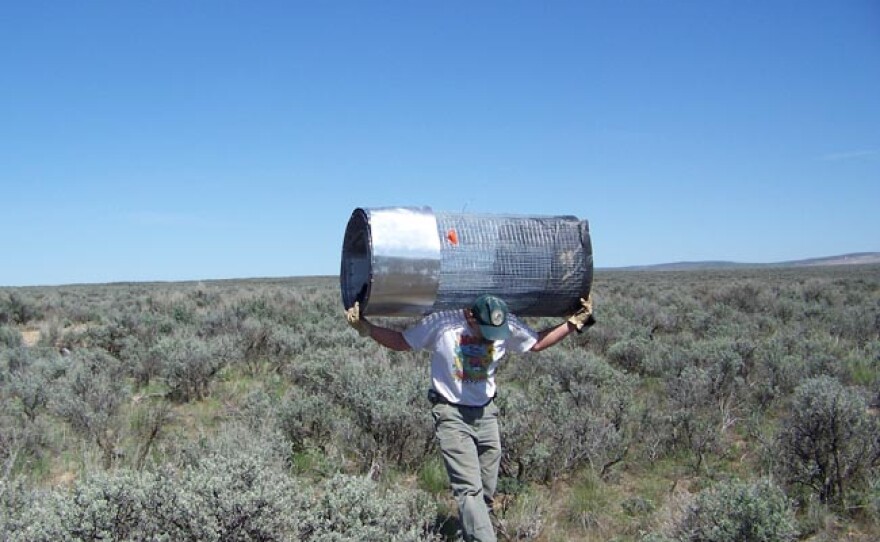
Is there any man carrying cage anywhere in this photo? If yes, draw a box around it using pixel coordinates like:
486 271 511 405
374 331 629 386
345 293 594 542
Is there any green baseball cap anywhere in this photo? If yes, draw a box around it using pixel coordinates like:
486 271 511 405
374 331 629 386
471 294 511 341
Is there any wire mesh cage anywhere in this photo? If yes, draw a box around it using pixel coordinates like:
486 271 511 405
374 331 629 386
340 206 592 317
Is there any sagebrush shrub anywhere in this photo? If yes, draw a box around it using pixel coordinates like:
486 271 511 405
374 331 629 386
661 366 724 471
0 348 58 467
278 388 342 453
0 293 41 326
676 478 797 542
327 357 434 469
607 337 651 374
51 349 130 469
774 375 878 506
1 451 441 541
300 474 441 541
499 351 633 481
0 326 21 348
151 333 228 402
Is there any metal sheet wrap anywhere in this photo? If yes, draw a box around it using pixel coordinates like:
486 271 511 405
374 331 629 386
340 206 592 317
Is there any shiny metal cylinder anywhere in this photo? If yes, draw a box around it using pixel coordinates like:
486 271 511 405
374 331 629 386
340 206 592 317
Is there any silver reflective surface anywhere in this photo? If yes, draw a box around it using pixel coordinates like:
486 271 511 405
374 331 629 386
340 206 592 317
340 207 441 316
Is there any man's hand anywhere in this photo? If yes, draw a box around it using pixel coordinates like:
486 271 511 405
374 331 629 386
345 302 372 337
567 294 596 333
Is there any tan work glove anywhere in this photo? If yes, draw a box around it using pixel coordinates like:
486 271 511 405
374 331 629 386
345 302 371 337
567 294 596 333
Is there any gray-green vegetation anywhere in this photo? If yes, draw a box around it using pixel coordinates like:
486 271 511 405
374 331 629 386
1 266 878 540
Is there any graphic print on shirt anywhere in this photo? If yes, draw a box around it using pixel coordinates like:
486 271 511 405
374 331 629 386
453 335 495 383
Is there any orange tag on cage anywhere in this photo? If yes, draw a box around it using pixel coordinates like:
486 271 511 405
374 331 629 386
447 229 459 245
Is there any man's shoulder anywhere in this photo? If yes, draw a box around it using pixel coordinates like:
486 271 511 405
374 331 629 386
507 313 531 328
420 309 465 328
404 309 465 349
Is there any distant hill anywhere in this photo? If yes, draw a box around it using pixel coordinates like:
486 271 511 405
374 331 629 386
607 252 880 272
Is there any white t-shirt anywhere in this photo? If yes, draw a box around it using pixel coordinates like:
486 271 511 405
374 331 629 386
403 310 538 406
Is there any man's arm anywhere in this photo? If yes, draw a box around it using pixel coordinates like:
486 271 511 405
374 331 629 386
529 295 595 352
530 321 576 352
361 320 412 352
345 302 412 352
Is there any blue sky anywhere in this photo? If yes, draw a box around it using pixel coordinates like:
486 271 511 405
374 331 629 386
2 1 878 286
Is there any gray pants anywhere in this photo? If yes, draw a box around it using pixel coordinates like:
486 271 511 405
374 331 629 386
432 400 501 542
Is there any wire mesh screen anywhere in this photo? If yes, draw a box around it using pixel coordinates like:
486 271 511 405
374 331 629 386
340 207 592 317
433 212 591 315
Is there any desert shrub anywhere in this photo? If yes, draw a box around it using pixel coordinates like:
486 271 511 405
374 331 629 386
0 292 41 326
104 312 179 389
169 452 302 541
647 365 726 472
0 434 439 542
841 340 880 389
862 475 880 524
774 375 878 506
0 410 52 477
640 535 676 542
118 337 160 389
495 489 548 540
496 385 551 480
200 305 242 337
607 336 652 374
767 291 799 323
709 280 771 315
22 470 154 541
169 300 197 325
51 349 130 469
232 388 276 431
0 350 61 471
675 478 797 542
749 336 807 408
0 326 21 349
298 474 441 541
278 388 342 453
151 333 229 402
829 304 879 345
586 310 626 355
798 277 841 308
1 347 33 375
5 454 303 541
235 317 303 375
621 296 683 340
0 478 34 538
682 307 714 339
323 356 434 470
127 399 173 471
541 349 636 434
679 338 746 397
233 295 278 321
3 349 63 422
67 319 131 356
499 352 633 482
639 339 687 378
123 310 177 340
799 332 852 381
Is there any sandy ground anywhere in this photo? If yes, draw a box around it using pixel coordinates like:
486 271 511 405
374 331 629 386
21 329 40 347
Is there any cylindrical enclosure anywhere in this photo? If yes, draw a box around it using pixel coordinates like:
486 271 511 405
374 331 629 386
340 206 592 317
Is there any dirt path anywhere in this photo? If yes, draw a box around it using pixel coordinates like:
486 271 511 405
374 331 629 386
21 329 40 347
